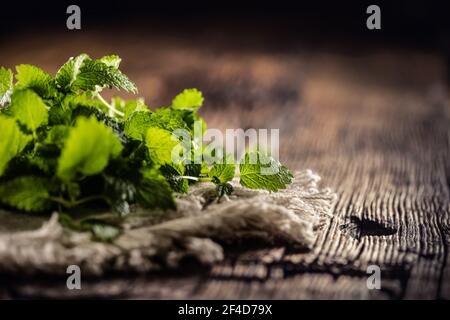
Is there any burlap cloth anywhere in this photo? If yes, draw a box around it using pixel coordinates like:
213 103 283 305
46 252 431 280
0 170 337 276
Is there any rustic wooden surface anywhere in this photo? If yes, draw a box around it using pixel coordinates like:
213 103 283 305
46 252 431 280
0 26 449 299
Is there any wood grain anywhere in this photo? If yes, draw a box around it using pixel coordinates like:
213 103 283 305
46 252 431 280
0 27 449 299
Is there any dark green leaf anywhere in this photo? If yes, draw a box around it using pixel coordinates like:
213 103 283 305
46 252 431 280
137 168 176 210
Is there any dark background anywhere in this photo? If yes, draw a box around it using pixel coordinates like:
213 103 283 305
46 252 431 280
1 1 449 47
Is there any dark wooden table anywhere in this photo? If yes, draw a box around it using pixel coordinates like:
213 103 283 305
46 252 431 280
1 26 449 299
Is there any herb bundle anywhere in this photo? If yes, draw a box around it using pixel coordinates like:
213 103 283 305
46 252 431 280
0 54 292 238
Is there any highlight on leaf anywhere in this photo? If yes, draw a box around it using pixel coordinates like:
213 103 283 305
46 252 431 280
57 116 123 181
0 67 13 107
172 88 204 110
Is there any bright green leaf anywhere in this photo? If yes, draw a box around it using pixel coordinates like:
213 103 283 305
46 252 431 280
45 125 70 148
9 89 49 132
150 108 189 132
124 111 152 141
145 127 180 165
0 116 31 176
99 55 122 69
239 151 293 192
57 116 123 180
172 88 204 110
209 163 236 183
15 64 57 98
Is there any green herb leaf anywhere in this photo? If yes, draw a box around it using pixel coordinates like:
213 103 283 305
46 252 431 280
103 174 137 216
55 54 88 92
56 54 137 94
160 163 189 193
145 127 180 165
45 125 70 148
239 151 293 192
9 89 49 132
215 182 234 199
72 56 137 93
150 108 189 132
209 163 236 183
99 55 122 68
111 97 148 120
0 116 31 176
172 88 204 110
57 116 123 180
15 64 57 98
137 168 176 209
0 176 53 212
209 159 235 200
124 111 152 141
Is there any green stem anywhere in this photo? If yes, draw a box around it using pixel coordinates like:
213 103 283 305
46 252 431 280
48 195 107 208
179 176 212 183
73 195 108 206
32 141 41 155
47 196 73 208
96 93 124 117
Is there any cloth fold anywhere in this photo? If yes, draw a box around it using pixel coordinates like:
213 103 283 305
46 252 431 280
0 170 337 275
